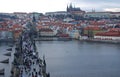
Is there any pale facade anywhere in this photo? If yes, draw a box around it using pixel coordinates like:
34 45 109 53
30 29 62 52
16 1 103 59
69 30 80 39
110 12 120 18
84 12 110 18
94 35 120 40
40 31 55 36
45 11 69 16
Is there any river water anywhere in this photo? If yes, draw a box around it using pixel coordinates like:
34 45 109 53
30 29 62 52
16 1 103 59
0 42 14 77
0 41 120 77
36 41 120 77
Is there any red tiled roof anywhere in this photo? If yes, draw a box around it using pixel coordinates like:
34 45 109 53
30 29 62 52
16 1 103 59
12 24 22 29
0 28 8 31
84 26 101 30
36 26 42 29
95 32 120 36
58 34 69 37
109 28 120 32
90 21 106 25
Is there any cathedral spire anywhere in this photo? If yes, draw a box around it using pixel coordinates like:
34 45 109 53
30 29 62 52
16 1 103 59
67 5 68 12
32 14 36 23
69 3 73 9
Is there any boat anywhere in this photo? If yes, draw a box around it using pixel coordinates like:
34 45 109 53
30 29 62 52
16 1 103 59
0 69 4 75
4 52 11 56
6 48 12 51
8 45 13 47
0 58 9 64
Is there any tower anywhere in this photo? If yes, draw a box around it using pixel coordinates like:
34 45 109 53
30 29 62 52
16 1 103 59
67 3 81 12
67 5 69 12
69 3 73 9
67 3 73 12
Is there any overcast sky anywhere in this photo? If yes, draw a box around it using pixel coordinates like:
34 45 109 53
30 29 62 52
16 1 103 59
0 0 120 13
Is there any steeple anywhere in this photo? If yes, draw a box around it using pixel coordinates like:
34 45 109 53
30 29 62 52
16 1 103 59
67 3 73 12
69 3 73 9
92 8 95 12
32 14 36 23
67 5 69 12
67 3 82 12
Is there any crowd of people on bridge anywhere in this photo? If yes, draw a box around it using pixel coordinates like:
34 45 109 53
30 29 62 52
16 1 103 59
17 31 49 77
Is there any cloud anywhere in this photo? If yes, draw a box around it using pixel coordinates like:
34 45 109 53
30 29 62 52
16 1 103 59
70 0 120 4
0 0 120 12
104 8 120 12
69 0 120 11
0 0 70 13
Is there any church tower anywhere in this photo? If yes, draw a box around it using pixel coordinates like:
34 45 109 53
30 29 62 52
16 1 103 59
67 3 73 12
67 5 69 12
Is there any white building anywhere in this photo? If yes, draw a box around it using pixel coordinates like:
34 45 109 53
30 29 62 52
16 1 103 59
45 11 70 16
94 30 120 40
63 18 74 22
84 12 110 18
13 12 28 19
0 31 13 40
69 30 80 39
110 12 120 18
94 35 120 40
39 28 56 36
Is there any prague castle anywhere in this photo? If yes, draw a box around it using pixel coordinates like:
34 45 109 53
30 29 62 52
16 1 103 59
67 3 82 12
67 3 85 16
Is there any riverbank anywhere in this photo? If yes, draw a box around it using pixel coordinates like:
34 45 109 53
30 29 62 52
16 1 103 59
34 37 72 41
35 37 120 44
80 38 120 44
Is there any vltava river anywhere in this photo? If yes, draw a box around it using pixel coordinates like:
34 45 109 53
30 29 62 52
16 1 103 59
0 41 120 77
36 41 120 77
